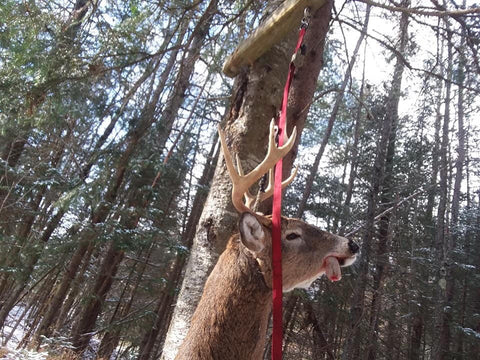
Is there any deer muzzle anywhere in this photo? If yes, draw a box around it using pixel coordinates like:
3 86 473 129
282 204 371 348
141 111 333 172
323 238 359 282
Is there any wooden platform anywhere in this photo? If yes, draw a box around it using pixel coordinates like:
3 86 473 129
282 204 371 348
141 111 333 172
222 0 327 78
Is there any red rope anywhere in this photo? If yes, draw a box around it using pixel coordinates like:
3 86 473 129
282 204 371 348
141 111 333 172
271 26 307 360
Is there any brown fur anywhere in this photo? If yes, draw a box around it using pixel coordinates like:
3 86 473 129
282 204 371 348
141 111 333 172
175 235 271 359
175 215 358 360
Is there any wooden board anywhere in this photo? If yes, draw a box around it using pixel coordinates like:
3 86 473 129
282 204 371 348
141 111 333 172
222 0 327 78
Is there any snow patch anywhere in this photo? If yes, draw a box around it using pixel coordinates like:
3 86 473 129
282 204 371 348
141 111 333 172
0 348 47 360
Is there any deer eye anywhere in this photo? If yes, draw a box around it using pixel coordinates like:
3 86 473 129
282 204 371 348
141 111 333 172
286 232 301 240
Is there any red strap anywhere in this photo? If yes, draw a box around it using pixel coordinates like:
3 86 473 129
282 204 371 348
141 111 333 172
271 27 306 360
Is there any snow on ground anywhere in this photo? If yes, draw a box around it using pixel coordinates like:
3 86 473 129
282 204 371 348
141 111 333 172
0 305 47 359
0 305 130 360
0 348 47 360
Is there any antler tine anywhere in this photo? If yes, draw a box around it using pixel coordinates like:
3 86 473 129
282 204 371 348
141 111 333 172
236 154 256 205
218 120 297 214
218 126 237 180
259 165 298 202
235 154 243 176
243 119 297 185
263 168 274 195
244 165 299 208
218 125 251 214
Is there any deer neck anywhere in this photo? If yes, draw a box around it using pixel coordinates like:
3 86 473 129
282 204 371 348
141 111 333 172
176 235 272 360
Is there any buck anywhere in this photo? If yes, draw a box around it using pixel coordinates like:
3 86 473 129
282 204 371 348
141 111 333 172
175 121 359 359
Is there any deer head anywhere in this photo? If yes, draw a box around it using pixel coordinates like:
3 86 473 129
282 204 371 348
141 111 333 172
175 122 359 360
218 120 359 286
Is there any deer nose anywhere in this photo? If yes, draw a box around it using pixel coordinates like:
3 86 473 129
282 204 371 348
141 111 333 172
348 239 360 254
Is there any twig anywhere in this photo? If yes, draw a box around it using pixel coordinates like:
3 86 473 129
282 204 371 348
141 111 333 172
344 188 425 237
356 0 480 17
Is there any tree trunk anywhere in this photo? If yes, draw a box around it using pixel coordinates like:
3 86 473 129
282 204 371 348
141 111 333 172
155 0 219 154
0 51 162 309
305 301 335 359
135 134 220 360
32 239 93 343
0 54 169 333
31 19 188 346
53 243 95 335
96 245 151 359
409 314 423 360
34 116 148 344
282 294 300 354
471 193 480 357
425 30 445 234
339 45 367 235
432 22 453 360
450 11 466 358
67 3 218 353
407 163 425 360
137 257 186 360
296 3 371 218
160 3 333 359
0 125 71 304
366 3 409 358
70 241 125 352
17 270 59 347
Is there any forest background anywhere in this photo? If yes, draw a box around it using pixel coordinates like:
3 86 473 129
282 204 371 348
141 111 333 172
0 0 479 359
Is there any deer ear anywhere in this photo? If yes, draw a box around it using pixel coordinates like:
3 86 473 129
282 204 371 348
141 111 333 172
239 212 265 253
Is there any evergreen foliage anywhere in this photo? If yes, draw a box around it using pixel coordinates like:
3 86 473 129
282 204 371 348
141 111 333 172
0 0 479 359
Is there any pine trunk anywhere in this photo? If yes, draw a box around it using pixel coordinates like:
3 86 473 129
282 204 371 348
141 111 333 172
432 23 453 360
155 0 218 154
365 3 409 358
135 136 220 359
70 242 125 352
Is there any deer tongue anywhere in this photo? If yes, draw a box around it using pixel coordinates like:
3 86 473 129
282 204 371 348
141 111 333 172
325 256 341 282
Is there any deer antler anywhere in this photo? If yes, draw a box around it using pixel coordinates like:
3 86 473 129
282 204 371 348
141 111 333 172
218 120 298 214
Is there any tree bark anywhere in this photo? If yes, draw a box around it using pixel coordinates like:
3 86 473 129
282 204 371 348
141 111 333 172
339 47 367 235
472 192 480 357
281 1 333 176
450 9 467 357
432 21 454 360
70 241 125 352
425 27 445 235
53 243 95 335
155 0 219 154
31 19 189 346
365 2 409 358
160 3 333 359
305 301 335 359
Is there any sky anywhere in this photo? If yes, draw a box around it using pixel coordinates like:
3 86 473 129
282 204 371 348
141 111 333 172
328 0 479 171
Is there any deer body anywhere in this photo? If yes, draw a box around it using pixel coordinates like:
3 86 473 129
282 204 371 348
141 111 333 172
175 213 359 360
174 123 359 359
175 231 271 359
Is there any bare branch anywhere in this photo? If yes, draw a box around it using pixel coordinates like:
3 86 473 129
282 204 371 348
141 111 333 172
356 0 480 17
344 188 425 238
